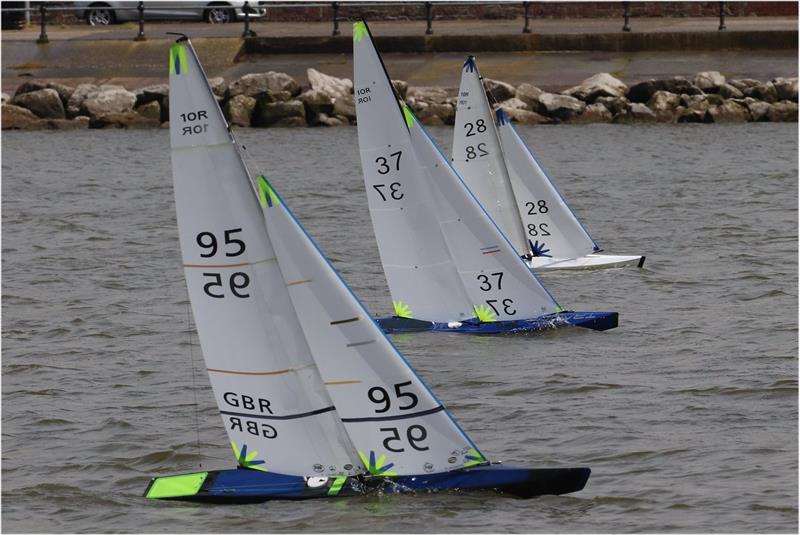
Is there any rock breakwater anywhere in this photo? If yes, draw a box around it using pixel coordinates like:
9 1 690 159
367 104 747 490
2 70 797 130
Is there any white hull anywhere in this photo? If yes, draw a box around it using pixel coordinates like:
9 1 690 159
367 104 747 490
528 254 645 271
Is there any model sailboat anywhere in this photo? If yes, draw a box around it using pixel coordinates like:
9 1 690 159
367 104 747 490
353 22 618 334
453 56 645 271
145 35 591 502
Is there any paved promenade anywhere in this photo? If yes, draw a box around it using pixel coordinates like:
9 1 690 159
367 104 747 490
2 16 797 94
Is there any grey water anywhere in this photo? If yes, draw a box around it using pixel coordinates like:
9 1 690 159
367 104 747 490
2 123 797 533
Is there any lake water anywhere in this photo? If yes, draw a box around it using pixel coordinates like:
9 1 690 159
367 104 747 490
2 124 797 533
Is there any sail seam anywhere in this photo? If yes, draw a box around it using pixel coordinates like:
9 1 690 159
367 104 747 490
184 258 275 269
330 317 360 325
172 142 232 152
345 340 375 348
208 367 298 376
286 279 312 286
325 380 362 385
341 405 444 422
220 406 336 421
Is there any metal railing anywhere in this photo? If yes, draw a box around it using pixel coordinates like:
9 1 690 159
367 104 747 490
0 1 734 44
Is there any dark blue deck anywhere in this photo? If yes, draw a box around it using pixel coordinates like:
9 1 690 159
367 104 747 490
376 311 618 334
145 464 591 503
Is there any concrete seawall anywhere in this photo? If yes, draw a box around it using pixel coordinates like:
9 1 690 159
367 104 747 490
242 30 797 56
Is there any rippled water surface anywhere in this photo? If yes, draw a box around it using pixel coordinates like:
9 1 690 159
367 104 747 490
2 124 797 533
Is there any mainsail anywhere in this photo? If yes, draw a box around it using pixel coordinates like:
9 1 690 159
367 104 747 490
353 21 474 323
452 56 529 255
170 37 484 479
354 22 560 323
169 38 361 477
452 56 599 261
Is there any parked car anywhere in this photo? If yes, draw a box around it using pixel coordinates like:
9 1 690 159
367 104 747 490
1 1 26 30
74 1 267 25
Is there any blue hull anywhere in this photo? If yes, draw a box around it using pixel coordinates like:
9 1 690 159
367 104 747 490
145 464 590 503
376 311 618 334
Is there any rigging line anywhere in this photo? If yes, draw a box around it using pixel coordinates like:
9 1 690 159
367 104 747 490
186 298 202 467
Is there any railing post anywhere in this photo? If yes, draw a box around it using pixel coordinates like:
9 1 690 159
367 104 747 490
242 1 256 37
522 1 532 33
36 3 48 43
621 1 631 32
331 2 340 36
425 2 433 35
134 1 146 41
718 1 727 30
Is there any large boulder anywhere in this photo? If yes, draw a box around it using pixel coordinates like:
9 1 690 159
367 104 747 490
564 72 627 103
13 80 49 96
12 88 65 119
613 102 657 123
228 72 301 99
693 71 726 93
66 83 98 117
81 87 137 117
223 94 256 127
575 102 613 122
392 80 409 100
594 95 629 115
135 84 168 106
537 92 585 120
1 93 9 104
307 68 352 100
499 97 530 111
46 117 90 130
729 78 761 91
89 110 160 129
772 77 798 102
252 99 306 127
706 100 751 123
408 86 448 104
208 77 227 98
628 77 703 103
298 89 334 115
744 82 778 103
135 100 161 122
483 78 515 102
16 82 76 107
717 83 744 99
497 105 551 125
515 83 543 109
742 97 770 121
766 101 799 122
648 90 680 122
2 103 47 129
417 101 455 126
332 94 356 122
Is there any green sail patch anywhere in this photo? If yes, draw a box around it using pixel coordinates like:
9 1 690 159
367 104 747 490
258 175 280 208
169 44 187 75
353 21 368 42
146 472 207 499
402 105 416 128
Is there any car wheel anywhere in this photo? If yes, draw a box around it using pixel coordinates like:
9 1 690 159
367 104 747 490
86 7 115 25
204 7 234 24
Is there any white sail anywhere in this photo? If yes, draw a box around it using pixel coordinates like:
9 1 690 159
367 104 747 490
169 39 362 477
452 56 529 255
497 110 599 261
406 107 562 322
258 177 486 476
353 21 474 323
